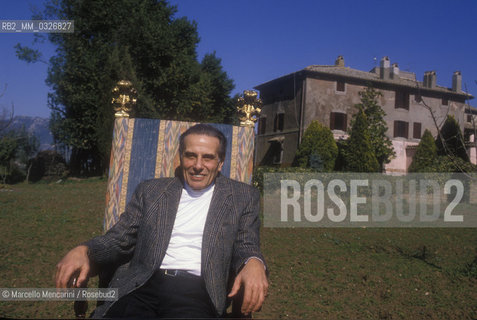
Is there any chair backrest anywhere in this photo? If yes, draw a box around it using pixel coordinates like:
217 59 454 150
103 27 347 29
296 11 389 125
104 118 255 231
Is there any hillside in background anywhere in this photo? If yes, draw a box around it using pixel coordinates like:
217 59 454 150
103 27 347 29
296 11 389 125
9 116 54 151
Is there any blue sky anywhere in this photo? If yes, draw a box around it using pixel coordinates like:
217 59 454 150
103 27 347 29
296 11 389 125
1 0 476 118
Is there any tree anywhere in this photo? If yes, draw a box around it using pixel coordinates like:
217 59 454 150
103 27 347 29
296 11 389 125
0 84 18 185
199 53 236 124
29 150 67 182
416 87 474 174
351 87 395 171
408 129 437 172
17 0 236 175
344 110 379 172
0 85 14 135
0 126 40 184
436 115 469 162
0 133 18 185
16 129 40 182
293 120 338 171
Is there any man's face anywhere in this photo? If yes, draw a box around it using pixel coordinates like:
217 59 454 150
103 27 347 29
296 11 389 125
180 134 224 190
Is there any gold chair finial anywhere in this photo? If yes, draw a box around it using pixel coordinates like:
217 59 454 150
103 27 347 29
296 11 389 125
237 90 262 127
112 80 137 118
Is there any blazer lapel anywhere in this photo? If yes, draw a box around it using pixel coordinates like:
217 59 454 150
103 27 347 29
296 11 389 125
153 177 183 269
201 174 233 270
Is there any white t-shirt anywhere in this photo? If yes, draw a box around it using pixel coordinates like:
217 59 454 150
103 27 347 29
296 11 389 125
160 182 214 276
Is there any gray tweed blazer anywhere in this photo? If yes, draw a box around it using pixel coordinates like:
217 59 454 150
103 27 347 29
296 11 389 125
85 174 264 317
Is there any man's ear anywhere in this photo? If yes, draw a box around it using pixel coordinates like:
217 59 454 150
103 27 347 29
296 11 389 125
218 160 224 172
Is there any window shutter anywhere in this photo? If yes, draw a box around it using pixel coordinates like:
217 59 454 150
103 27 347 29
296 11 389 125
413 122 421 139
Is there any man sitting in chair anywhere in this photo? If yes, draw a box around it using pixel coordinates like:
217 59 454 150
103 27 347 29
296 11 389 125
55 124 268 318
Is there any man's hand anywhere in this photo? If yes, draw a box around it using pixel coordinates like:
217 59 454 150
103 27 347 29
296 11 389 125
55 245 92 288
228 258 269 315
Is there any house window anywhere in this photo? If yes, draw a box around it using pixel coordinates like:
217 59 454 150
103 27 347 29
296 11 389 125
464 129 473 143
413 122 422 139
467 114 473 123
258 117 267 134
395 90 410 110
272 142 283 164
330 112 347 131
336 80 345 92
442 97 449 106
394 120 409 138
274 113 284 132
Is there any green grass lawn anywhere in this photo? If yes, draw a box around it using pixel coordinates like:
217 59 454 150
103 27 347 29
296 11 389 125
0 179 476 319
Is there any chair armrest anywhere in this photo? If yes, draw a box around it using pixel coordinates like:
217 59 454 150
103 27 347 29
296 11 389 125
74 300 88 318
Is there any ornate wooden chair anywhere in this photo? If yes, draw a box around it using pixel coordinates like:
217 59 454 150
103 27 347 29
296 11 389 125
74 82 261 318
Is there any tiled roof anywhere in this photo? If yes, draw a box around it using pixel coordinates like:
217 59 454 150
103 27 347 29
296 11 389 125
256 64 473 99
304 65 469 97
305 65 378 81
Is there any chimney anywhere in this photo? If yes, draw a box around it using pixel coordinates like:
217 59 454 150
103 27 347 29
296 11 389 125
391 63 400 79
335 55 345 67
423 71 436 88
452 71 462 92
429 71 436 88
380 56 391 79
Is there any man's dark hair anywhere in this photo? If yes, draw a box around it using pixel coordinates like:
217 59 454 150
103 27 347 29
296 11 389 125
179 124 227 161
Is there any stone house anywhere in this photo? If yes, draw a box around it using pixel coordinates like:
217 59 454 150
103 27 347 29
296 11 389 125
254 56 476 173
